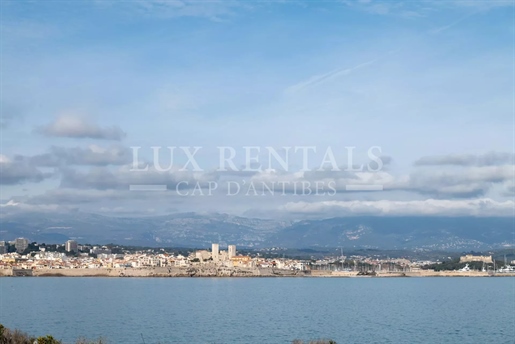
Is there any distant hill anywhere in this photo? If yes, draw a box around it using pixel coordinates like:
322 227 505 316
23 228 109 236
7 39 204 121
0 212 513 250
266 217 514 250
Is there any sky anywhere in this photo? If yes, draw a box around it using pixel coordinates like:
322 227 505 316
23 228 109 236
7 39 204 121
0 0 514 219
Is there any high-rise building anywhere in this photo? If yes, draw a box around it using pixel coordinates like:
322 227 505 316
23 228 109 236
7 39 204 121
15 238 29 253
211 243 219 262
65 240 78 253
228 245 236 259
0 241 6 254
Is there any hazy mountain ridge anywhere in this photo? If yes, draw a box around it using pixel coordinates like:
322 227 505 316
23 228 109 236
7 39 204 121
0 212 513 250
268 217 514 250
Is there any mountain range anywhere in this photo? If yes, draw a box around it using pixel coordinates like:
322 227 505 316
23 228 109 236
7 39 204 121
0 212 513 251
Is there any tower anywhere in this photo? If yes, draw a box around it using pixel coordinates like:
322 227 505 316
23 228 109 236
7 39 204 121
14 238 29 253
228 244 236 259
211 243 219 262
65 240 78 253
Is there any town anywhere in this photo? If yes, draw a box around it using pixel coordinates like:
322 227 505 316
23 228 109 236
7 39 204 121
0 238 514 277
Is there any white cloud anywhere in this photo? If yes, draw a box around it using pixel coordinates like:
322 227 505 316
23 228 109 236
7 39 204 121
285 59 376 95
0 199 74 214
30 144 132 166
36 114 126 141
415 152 515 166
0 154 10 163
59 165 220 191
281 198 515 217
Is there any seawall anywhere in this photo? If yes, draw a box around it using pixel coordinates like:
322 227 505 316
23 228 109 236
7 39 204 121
1 268 514 277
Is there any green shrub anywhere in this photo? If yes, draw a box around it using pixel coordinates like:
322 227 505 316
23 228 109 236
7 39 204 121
0 324 104 344
36 336 61 344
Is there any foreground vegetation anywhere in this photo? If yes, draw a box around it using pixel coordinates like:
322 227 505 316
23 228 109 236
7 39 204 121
0 325 104 344
1 324 337 344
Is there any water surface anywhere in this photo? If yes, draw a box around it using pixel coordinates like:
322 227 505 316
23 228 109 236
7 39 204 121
0 277 514 343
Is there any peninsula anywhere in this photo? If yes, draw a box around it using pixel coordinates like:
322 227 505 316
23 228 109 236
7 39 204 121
1 239 514 278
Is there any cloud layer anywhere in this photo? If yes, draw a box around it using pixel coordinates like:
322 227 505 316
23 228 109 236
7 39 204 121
30 145 132 167
36 115 126 141
414 152 515 167
0 155 51 185
1 0 513 219
281 198 515 217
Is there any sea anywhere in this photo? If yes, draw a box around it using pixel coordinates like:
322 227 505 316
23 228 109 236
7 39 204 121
0 277 514 344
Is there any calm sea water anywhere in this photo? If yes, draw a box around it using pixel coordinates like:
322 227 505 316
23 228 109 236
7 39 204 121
0 277 514 344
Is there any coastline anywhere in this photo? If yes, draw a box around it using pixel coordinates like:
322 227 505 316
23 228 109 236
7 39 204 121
1 267 514 278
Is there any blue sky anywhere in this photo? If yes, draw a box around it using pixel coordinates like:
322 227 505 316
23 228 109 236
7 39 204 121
1 0 514 218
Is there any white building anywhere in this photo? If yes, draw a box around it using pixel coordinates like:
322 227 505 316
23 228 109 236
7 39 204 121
459 255 493 264
228 245 236 259
195 250 211 262
212 243 219 262
65 240 78 253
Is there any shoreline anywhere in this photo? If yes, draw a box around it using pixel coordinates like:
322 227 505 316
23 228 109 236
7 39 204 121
1 267 514 278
